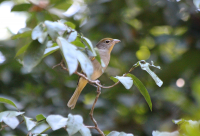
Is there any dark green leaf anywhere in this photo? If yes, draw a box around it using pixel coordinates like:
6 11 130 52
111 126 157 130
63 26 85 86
36 114 46 121
15 43 30 57
11 3 32 11
127 73 152 111
110 76 119 83
0 97 18 109
65 21 76 29
11 30 32 40
23 39 47 72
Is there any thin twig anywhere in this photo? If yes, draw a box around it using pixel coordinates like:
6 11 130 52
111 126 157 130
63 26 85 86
89 85 105 136
52 59 64 69
59 61 136 89
86 126 96 129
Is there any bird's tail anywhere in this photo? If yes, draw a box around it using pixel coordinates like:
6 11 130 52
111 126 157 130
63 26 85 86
67 77 88 109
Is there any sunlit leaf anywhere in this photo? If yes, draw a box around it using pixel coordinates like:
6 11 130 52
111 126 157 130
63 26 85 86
66 114 83 136
36 114 46 121
0 111 24 122
194 0 200 10
76 50 93 78
24 116 37 131
11 3 32 11
127 73 152 111
152 131 179 136
107 131 134 136
23 39 47 72
139 61 163 87
67 30 77 42
0 97 18 109
45 21 68 39
32 23 47 44
2 116 19 129
43 45 59 58
31 121 50 134
46 115 68 131
114 76 133 89
57 37 78 75
79 125 91 136
81 37 96 56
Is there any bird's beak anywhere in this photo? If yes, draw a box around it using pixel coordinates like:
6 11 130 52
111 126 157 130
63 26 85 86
113 39 121 44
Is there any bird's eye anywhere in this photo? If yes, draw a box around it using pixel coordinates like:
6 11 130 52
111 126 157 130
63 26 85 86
105 40 110 43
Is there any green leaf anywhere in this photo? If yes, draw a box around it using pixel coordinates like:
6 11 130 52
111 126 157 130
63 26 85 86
11 30 32 40
110 76 119 83
15 43 30 57
127 73 152 111
71 39 85 48
51 0 73 10
11 3 32 11
0 97 18 109
23 39 47 72
65 21 76 29
36 114 46 121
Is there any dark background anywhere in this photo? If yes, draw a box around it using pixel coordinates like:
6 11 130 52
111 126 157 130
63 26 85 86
0 0 200 135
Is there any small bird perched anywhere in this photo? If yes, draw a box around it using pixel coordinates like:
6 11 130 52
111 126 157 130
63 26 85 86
67 38 120 109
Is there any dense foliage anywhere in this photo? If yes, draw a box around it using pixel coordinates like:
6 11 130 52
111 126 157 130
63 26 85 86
1 0 200 136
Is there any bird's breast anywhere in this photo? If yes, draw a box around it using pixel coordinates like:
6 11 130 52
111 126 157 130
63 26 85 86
90 50 110 80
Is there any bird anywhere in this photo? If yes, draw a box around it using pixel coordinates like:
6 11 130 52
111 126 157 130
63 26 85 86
67 38 121 109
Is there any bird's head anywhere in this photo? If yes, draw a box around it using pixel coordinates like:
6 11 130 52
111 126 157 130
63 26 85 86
96 38 120 53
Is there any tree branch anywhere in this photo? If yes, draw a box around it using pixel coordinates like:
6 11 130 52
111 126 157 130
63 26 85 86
59 61 136 89
89 84 105 136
